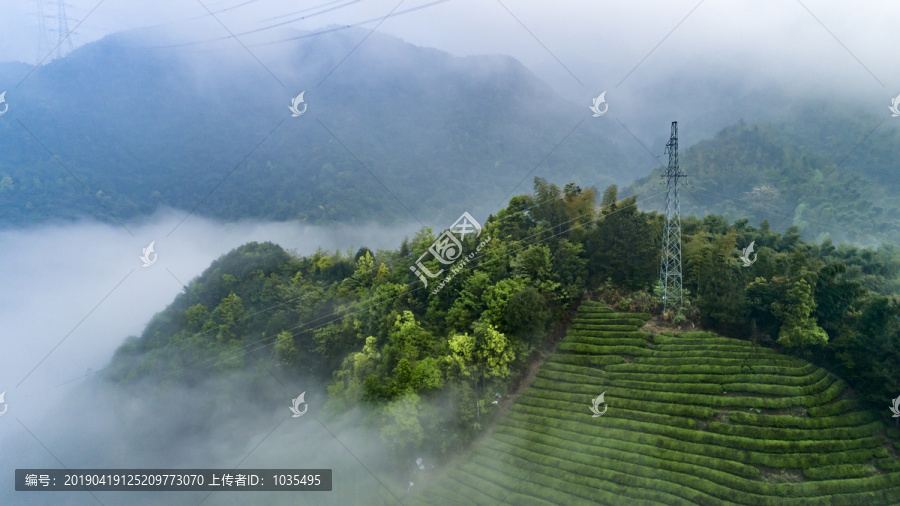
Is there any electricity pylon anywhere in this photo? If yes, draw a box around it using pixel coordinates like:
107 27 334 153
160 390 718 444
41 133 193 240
35 0 49 65
34 0 74 63
56 0 74 59
659 121 685 313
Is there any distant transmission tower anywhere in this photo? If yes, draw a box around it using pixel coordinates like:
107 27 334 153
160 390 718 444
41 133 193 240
35 0 49 65
55 0 74 59
659 121 685 312
34 0 74 63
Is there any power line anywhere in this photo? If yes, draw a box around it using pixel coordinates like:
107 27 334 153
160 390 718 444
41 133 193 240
258 0 451 46
34 0 49 65
143 0 452 50
257 0 354 22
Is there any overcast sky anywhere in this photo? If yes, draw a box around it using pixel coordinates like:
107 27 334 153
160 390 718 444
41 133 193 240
1 0 898 102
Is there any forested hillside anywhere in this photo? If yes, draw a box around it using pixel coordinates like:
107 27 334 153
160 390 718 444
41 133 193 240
105 178 900 491
625 119 900 247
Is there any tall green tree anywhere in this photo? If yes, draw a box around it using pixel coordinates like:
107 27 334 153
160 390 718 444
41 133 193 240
586 189 658 289
772 279 829 349
273 330 298 366
211 292 245 342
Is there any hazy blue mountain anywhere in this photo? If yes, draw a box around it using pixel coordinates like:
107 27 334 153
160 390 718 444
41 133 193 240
0 27 642 228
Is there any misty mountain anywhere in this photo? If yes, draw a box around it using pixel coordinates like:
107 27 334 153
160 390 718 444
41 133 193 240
772 99 900 193
0 27 642 228
624 117 900 246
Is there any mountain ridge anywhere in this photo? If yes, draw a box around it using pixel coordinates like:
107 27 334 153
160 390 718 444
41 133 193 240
0 27 639 228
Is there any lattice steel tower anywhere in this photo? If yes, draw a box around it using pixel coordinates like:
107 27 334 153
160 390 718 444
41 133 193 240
659 121 685 312
55 0 74 59
35 0 49 65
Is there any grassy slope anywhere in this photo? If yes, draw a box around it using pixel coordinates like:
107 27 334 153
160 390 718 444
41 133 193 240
408 301 900 505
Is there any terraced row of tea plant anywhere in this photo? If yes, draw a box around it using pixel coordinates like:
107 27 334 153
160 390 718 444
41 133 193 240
408 300 900 505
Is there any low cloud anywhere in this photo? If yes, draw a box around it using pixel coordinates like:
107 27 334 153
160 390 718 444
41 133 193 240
0 210 420 505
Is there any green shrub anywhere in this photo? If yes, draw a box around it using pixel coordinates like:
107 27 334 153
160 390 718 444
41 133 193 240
727 409 877 429
571 324 643 332
541 361 601 375
562 336 650 348
538 367 724 395
535 369 599 385
647 349 775 360
530 375 826 411
720 373 836 397
801 464 872 481
876 458 900 471
573 318 648 326
652 334 755 345
556 343 653 356
603 378 724 396
567 330 652 340
603 369 825 387
807 399 863 417
605 362 816 377
577 308 614 315
772 472 900 498
546 354 626 367
635 356 800 368
708 420 883 441
803 380 848 407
